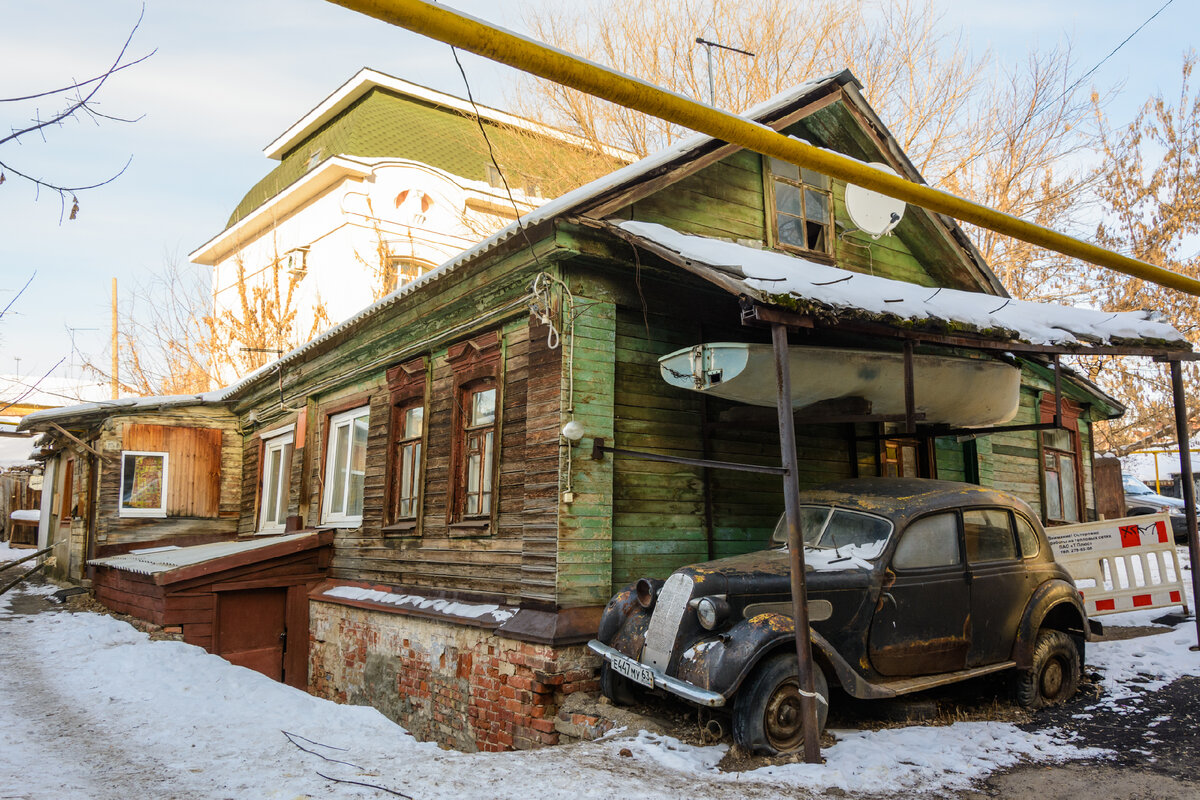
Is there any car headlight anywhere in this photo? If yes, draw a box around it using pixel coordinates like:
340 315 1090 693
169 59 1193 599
695 596 730 631
1169 507 1185 516
635 578 657 609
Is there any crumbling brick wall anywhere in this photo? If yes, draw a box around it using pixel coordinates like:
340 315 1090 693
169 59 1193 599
309 600 599 752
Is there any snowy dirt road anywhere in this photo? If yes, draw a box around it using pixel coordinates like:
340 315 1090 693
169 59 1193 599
1 549 1198 799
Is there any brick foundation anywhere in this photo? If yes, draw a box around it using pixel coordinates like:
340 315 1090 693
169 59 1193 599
309 599 600 752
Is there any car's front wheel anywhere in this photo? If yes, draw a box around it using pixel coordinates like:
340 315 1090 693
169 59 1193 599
599 662 638 706
1016 629 1080 709
732 653 829 754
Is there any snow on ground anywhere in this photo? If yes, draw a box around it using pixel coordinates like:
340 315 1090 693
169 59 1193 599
1085 547 1200 710
3 546 1198 799
0 540 34 563
0 591 1097 799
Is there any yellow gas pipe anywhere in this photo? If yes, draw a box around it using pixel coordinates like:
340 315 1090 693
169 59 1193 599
326 0 1200 297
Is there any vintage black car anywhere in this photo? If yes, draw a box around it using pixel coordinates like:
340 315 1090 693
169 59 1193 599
588 478 1099 754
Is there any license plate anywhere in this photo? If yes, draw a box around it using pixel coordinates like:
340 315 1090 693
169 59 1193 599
608 652 656 688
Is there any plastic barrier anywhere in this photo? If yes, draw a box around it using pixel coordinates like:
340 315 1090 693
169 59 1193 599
1046 513 1188 617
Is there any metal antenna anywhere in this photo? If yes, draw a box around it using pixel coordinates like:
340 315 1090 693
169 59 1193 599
695 37 755 108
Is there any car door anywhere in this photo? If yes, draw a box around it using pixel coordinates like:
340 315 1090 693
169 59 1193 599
869 511 970 677
962 508 1029 667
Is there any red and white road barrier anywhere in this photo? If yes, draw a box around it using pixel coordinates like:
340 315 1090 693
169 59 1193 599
1047 513 1188 617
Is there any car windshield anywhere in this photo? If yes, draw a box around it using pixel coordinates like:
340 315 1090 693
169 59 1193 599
1124 478 1153 495
771 505 894 560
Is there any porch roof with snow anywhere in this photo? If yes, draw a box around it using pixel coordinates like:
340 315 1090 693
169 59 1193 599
606 221 1191 356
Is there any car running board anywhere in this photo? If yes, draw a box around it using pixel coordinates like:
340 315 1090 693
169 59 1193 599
870 661 1018 698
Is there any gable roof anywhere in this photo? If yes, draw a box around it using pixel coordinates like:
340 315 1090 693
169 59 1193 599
224 68 632 230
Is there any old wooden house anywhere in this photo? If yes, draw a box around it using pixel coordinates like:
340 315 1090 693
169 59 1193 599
21 70 1190 752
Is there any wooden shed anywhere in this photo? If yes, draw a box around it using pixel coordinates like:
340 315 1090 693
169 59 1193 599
89 530 333 688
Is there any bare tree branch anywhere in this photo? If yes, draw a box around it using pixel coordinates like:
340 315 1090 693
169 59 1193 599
0 3 152 219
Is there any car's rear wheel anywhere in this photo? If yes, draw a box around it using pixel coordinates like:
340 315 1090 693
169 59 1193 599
1017 629 1080 709
733 653 828 755
599 662 638 706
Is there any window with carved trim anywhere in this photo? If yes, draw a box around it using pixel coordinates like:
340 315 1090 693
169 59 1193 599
446 331 502 528
385 356 429 529
461 383 496 517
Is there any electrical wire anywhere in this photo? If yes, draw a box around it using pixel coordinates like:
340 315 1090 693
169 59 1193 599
446 43 544 270
951 0 1176 179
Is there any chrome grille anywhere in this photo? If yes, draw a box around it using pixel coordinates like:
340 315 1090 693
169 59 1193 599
640 573 694 670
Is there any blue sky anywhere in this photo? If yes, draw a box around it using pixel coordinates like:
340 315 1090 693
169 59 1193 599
0 0 1195 386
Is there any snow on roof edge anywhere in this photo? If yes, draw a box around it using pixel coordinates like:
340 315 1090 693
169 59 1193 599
617 220 1189 349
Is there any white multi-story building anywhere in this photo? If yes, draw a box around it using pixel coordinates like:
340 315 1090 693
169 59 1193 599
190 68 624 381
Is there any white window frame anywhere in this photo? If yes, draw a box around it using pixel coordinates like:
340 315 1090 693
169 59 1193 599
118 450 169 518
258 430 295 534
322 406 370 526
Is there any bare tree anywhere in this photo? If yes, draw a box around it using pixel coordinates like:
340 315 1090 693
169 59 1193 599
87 251 332 397
0 6 153 221
1083 52 1200 453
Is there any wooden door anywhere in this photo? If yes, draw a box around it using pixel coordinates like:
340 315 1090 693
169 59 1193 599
216 588 288 681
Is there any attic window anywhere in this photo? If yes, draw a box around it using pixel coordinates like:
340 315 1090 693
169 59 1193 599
768 157 832 255
305 148 323 171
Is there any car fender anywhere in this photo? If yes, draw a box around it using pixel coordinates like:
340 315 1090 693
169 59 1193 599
674 612 895 701
596 583 653 657
1012 579 1088 669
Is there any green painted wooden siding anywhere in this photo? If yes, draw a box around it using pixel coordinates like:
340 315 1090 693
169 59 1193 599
629 150 766 241
607 305 854 591
557 293 617 607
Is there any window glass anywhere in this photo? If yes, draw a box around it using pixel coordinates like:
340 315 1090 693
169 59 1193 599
322 407 369 525
462 385 497 517
1059 458 1078 522
471 388 496 426
771 506 893 559
392 404 424 521
963 508 1018 562
769 157 799 182
1015 514 1041 558
893 513 961 569
259 432 294 532
769 159 832 253
119 452 168 516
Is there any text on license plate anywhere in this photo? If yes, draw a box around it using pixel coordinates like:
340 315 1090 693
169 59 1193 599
609 653 655 688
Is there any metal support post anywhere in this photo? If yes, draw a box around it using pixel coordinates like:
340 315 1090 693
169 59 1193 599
903 340 916 435
1169 360 1200 650
771 323 822 763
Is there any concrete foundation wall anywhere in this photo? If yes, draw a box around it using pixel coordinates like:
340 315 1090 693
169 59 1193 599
309 600 599 752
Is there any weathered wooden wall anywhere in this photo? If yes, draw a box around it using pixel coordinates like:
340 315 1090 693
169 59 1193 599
125 424 222 517
93 410 241 549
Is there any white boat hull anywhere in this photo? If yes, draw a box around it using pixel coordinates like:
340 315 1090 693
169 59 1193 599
659 343 1020 428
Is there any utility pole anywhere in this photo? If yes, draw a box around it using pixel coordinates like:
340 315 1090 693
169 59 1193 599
694 37 755 108
111 278 118 399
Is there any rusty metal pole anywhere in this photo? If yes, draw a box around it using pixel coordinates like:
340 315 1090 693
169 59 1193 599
772 323 822 763
1168 360 1200 650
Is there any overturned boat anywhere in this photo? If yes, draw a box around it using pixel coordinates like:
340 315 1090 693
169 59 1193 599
659 342 1020 428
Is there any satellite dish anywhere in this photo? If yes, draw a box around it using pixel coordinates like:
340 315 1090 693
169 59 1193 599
845 162 906 238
